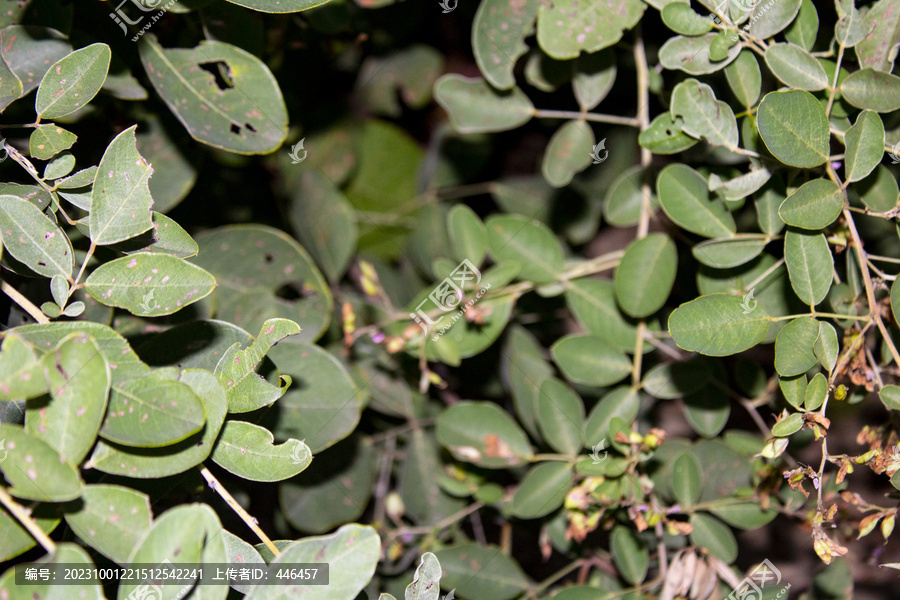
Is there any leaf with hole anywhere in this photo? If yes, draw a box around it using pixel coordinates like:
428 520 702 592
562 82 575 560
471 0 540 90
211 421 310 482
434 75 533 134
670 78 738 148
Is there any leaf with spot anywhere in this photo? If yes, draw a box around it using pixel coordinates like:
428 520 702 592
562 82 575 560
138 36 287 154
843 110 885 183
485 214 564 284
280 435 376 534
214 318 301 413
434 74 534 134
84 369 227 478
472 0 540 90
757 90 830 168
784 230 833 306
0 333 47 401
34 42 109 119
855 0 900 72
536 0 645 59
222 531 267 595
191 225 332 342
89 125 154 246
0 424 83 501
25 333 110 464
405 552 443 600
0 25 71 110
657 164 735 239
638 113 698 155
542 119 594 188
436 401 533 468
0 194 73 278
245 524 379 600
223 0 331 12
670 78 738 149
211 420 310 482
433 543 529 600
98 374 205 448
749 0 802 39
840 68 900 113
29 124 76 160
63 484 152 564
399 428 465 526
0 543 103 600
84 252 216 317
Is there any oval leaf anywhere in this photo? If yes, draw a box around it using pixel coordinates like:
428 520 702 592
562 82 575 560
668 294 770 356
35 43 110 119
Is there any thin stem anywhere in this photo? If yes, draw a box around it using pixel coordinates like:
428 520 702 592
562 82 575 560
770 312 869 322
0 487 56 553
387 501 486 537
1 280 49 324
198 466 280 557
532 109 640 127
532 558 587 594
634 24 652 240
824 44 845 118
744 257 785 291
71 240 96 289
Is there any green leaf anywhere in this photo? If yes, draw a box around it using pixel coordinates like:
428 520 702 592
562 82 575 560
215 318 301 413
585 386 640 446
661 3 713 35
406 552 443 600
535 0 644 59
638 113 698 155
843 110 885 182
840 68 900 113
510 462 573 519
0 504 59 562
804 372 828 411
785 0 819 50
89 125 154 246
835 0 870 47
778 179 843 230
503 325 554 439
657 164 736 239
99 374 205 448
43 152 74 180
710 501 777 529
121 212 199 259
814 321 839 373
211 421 310 482
0 543 103 600
222 531 267 595
0 26 71 107
135 113 197 214
774 316 820 376
25 333 109 464
448 204 487 266
604 166 650 226
724 50 762 107
29 124 76 160
485 214 564 284
542 119 594 188
192 225 332 342
471 0 540 90
780 374 808 409
35 43 110 119
0 424 83 501
138 37 288 154
879 385 900 411
399 428 465 526
668 294 770 356
690 513 737 563
434 75 533 134
757 90 830 168
355 45 443 117
673 452 702 506
0 333 48 401
771 412 804 437
670 78 738 148
573 49 616 111
266 342 362 453
281 436 376 533
436 401 533 468
85 253 215 317
749 0 802 39
247 524 379 600
692 235 769 269
784 230 833 306
893 278 900 327
0 194 72 278
857 165 899 212
614 233 677 318
223 0 331 12
551 334 632 387
855 0 900 72
659 34 741 75
611 526 649 585
765 43 828 90
537 378 585 455
642 358 712 400
63 484 152 564
51 274 70 308
433 544 529 600
684 386 730 437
